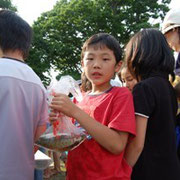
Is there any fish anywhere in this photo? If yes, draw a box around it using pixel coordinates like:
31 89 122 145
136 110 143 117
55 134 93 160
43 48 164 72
36 133 86 152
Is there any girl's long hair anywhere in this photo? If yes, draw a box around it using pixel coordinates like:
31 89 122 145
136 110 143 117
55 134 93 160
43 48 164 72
125 28 175 81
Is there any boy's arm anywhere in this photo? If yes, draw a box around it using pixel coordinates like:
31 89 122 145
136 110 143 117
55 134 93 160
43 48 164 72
73 108 129 155
124 115 148 167
50 93 129 155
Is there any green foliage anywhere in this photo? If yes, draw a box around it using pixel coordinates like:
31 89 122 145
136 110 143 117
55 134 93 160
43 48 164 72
28 0 170 85
0 0 17 11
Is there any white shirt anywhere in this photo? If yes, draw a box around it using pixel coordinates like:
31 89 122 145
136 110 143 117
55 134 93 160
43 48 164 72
0 58 48 180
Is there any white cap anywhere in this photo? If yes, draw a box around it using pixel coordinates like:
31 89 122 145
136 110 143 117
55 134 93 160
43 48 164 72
162 8 180 34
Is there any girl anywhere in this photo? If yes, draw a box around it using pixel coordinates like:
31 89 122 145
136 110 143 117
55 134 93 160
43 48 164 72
50 33 136 180
124 29 180 180
118 64 137 92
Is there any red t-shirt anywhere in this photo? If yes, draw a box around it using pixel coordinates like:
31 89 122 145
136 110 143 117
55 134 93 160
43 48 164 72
67 87 136 180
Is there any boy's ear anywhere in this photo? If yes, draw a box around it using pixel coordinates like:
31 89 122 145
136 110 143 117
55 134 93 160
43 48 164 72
115 60 123 73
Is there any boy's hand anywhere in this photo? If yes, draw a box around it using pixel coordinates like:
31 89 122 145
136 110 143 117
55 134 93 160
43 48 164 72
49 93 78 118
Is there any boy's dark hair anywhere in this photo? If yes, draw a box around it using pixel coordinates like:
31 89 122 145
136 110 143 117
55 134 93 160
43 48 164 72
0 10 32 59
81 33 122 92
81 33 122 64
125 28 175 81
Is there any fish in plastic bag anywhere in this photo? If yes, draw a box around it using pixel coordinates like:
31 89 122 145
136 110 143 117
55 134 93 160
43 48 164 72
36 75 86 152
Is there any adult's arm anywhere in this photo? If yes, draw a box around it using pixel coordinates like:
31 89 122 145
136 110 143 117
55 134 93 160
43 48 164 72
34 124 46 142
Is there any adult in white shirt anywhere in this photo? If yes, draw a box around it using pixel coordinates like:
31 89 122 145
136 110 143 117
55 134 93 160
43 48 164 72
0 10 48 180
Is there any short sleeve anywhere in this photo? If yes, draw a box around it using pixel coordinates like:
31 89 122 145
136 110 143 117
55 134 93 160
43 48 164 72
108 88 136 136
133 83 155 118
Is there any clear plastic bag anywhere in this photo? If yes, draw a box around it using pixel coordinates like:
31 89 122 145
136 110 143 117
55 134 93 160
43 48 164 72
47 75 83 103
35 75 86 152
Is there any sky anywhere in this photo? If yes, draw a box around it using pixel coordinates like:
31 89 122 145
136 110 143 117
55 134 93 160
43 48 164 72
169 0 180 8
12 0 58 24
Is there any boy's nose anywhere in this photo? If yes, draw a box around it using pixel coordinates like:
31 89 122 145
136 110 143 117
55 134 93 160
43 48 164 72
93 60 101 68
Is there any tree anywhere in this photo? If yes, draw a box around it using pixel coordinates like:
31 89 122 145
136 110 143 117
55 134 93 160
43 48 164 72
28 0 170 85
0 0 17 11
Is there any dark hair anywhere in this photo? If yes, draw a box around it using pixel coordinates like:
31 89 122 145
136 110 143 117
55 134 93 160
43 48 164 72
125 28 175 81
0 10 32 59
81 33 122 64
81 33 122 92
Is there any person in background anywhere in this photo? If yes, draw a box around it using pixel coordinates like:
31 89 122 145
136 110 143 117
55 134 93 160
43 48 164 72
174 82 180 158
124 28 180 180
118 64 137 92
162 8 180 52
50 33 136 180
162 8 180 77
43 149 61 179
0 10 48 180
162 8 180 160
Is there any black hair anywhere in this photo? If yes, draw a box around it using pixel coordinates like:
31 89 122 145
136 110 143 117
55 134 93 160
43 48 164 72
0 10 32 59
81 33 122 64
125 28 175 81
80 33 122 92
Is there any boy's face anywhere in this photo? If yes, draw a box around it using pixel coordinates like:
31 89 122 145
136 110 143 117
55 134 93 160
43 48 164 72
82 45 121 92
121 68 137 92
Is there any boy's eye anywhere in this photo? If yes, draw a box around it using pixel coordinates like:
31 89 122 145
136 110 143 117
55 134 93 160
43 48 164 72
86 58 93 61
103 58 110 61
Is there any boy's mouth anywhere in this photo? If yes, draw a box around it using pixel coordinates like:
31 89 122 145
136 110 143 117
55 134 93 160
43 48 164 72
92 72 102 75
92 72 102 78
